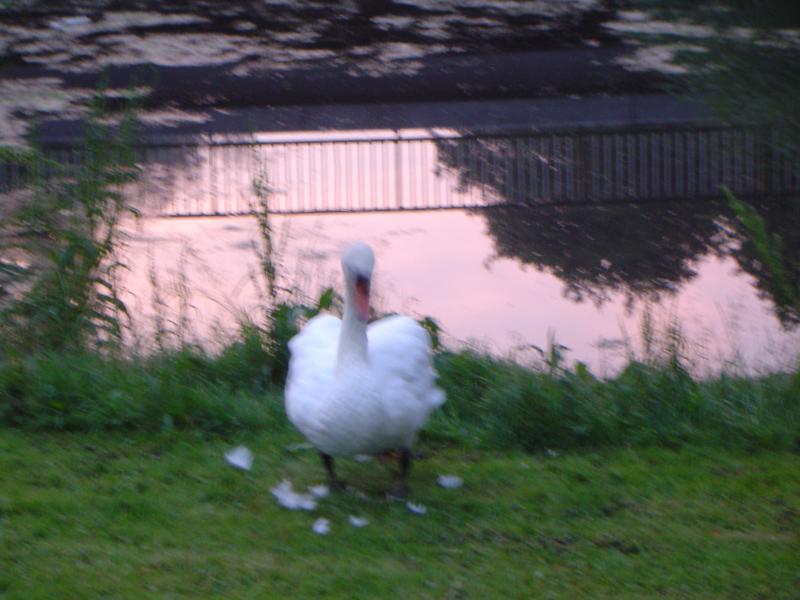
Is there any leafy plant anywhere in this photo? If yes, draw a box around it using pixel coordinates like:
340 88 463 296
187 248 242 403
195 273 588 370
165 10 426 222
724 187 799 326
419 316 442 351
265 287 337 385
1 90 140 352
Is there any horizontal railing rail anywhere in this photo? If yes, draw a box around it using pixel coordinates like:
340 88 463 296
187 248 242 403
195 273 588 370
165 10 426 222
2 123 798 216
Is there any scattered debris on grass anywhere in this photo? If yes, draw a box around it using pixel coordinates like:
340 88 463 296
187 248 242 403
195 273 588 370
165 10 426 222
270 480 317 511
312 517 330 535
437 475 463 489
406 502 427 515
224 446 253 471
348 486 370 501
349 515 369 528
309 484 330 499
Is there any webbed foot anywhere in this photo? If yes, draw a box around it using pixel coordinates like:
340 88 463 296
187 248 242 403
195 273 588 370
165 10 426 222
320 452 346 492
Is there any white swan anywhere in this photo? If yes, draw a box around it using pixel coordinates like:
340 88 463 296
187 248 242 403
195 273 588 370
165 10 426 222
284 242 445 496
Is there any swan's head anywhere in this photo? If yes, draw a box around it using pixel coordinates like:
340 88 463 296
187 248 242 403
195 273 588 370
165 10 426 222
341 242 374 322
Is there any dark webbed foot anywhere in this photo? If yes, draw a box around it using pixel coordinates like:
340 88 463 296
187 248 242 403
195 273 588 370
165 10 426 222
320 452 346 492
390 448 412 498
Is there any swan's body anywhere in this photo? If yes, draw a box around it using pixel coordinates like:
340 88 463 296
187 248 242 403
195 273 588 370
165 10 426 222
286 313 444 457
284 242 444 493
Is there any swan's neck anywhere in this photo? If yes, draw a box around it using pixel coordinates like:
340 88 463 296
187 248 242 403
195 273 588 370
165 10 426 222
337 294 368 368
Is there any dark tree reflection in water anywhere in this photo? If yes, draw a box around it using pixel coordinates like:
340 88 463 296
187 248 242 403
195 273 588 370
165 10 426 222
436 135 800 325
731 195 800 327
625 0 800 326
435 135 732 307
476 202 728 309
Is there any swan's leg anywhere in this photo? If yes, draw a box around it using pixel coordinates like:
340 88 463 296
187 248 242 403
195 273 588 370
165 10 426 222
321 452 345 492
391 448 411 498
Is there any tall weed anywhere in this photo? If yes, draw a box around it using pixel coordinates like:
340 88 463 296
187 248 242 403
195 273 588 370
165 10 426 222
426 350 799 452
1 91 139 352
0 350 284 433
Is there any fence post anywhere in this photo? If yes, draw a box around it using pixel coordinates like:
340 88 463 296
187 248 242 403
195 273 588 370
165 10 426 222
394 130 403 209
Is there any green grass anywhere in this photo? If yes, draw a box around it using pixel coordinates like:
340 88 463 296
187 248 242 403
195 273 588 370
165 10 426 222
430 351 800 452
1 430 798 598
1 347 798 454
0 355 281 434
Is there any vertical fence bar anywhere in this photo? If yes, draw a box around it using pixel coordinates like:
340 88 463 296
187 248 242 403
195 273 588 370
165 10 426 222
651 132 659 199
24 124 795 218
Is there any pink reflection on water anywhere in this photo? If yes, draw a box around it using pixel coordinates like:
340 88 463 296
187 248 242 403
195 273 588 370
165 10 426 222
121 209 799 376
138 129 491 217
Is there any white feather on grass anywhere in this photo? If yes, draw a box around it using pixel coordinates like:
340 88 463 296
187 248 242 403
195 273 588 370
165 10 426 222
406 502 427 515
349 515 369 528
312 517 331 535
309 484 330 499
224 446 253 471
270 480 317 511
437 475 463 489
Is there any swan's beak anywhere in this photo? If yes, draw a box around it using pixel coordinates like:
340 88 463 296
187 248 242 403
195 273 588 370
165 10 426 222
355 275 371 322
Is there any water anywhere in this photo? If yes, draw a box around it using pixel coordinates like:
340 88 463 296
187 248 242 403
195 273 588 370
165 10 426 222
2 4 798 375
127 120 795 217
4 102 799 375
121 189 800 377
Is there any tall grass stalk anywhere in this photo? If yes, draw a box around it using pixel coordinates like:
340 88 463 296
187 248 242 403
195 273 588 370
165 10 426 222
724 186 800 327
146 246 169 353
252 172 280 304
248 171 339 385
1 91 140 353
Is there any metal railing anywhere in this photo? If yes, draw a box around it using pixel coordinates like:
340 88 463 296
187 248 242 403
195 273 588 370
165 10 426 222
2 124 798 216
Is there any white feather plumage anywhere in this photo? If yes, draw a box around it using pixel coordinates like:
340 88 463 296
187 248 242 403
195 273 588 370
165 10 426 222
284 243 445 459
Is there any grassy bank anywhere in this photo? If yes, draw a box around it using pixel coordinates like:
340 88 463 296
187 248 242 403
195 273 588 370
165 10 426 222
1 430 798 599
1 91 797 454
1 87 799 600
1 343 798 453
